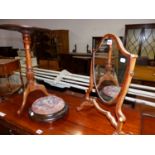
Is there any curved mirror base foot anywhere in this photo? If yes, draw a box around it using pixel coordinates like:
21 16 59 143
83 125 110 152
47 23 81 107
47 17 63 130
76 98 94 111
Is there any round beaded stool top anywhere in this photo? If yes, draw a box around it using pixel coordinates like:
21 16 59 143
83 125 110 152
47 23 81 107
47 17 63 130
29 95 68 122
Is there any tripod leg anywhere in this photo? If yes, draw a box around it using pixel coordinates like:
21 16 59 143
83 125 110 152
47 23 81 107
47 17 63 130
17 86 29 115
35 83 49 96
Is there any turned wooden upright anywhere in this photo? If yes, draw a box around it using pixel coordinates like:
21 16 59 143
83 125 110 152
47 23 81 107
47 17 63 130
19 32 49 114
0 24 51 114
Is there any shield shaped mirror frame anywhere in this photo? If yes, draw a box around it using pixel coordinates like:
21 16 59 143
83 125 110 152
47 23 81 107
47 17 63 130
77 34 137 134
92 34 137 105
91 34 137 134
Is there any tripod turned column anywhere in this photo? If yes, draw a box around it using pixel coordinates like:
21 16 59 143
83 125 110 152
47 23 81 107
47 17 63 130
18 32 49 115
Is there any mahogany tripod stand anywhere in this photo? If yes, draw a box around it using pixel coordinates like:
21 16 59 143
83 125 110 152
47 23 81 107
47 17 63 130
0 24 51 114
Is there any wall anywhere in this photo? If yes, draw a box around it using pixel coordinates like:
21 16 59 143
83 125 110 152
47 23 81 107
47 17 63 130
0 19 154 53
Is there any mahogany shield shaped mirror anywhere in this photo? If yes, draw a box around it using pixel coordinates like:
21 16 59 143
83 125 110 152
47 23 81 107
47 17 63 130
89 34 137 134
76 33 137 134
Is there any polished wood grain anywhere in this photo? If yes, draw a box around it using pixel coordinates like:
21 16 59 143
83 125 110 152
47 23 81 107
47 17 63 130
0 59 24 96
0 89 141 135
134 103 155 134
134 65 155 82
141 113 155 134
0 59 20 76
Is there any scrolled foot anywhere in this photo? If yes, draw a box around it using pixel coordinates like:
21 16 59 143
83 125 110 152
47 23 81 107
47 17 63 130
17 109 22 115
76 106 83 111
113 130 133 135
76 99 94 111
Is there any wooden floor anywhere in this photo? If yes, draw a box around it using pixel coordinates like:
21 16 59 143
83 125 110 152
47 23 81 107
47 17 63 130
0 88 143 135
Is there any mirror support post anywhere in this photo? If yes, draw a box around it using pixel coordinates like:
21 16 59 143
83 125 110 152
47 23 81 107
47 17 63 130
76 50 95 111
114 55 137 134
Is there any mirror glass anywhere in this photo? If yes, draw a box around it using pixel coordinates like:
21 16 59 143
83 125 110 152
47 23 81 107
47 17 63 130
93 37 129 104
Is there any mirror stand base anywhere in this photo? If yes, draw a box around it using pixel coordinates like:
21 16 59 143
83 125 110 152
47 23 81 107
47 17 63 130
113 121 133 135
76 98 94 111
92 99 117 128
113 130 133 135
77 98 131 134
92 99 131 134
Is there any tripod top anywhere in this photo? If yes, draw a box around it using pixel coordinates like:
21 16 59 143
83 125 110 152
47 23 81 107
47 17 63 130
0 24 51 34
